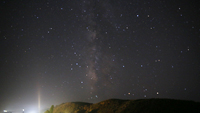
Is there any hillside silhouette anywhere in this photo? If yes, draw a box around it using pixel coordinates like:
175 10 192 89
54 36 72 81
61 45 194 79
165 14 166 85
52 98 200 113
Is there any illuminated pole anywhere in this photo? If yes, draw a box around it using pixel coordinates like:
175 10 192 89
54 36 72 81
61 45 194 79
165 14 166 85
22 109 24 113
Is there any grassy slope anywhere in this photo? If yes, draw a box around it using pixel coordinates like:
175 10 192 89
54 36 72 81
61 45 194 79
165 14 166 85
53 98 200 113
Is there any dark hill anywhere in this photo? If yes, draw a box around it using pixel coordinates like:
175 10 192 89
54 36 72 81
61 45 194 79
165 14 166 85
53 98 200 113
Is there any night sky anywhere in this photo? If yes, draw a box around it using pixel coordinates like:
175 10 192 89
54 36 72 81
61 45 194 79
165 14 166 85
1 0 200 112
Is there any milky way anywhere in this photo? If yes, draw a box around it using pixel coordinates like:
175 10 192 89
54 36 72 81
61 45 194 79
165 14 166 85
81 0 119 97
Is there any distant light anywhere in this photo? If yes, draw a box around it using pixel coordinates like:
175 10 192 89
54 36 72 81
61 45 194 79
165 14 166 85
28 110 36 113
3 110 7 112
23 109 24 111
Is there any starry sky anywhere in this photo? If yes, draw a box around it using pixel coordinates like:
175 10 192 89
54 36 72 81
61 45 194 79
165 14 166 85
1 0 200 112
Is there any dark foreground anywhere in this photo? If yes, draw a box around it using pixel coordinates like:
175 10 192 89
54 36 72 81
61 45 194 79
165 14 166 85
53 98 200 113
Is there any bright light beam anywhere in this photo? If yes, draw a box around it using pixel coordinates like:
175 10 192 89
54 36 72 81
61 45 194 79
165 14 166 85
37 83 41 113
